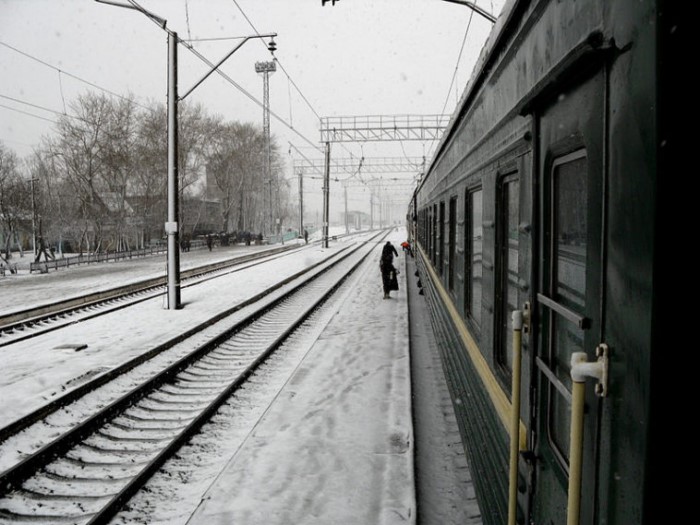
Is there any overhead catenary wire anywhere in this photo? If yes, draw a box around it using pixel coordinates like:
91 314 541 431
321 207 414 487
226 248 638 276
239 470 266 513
125 0 167 30
288 142 369 186
229 0 321 121
426 7 475 160
228 0 361 162
178 39 323 154
0 40 155 114
441 9 475 117
0 103 58 125
57 71 67 114
0 94 80 120
184 0 193 41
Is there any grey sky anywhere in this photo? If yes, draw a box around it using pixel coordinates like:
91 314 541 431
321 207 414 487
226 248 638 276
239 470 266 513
0 0 503 219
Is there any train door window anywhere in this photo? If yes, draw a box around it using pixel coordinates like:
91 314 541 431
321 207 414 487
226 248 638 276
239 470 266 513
448 196 457 290
429 208 433 260
432 204 438 264
420 210 425 248
496 174 520 377
547 150 588 461
426 209 431 258
439 201 445 275
465 187 483 328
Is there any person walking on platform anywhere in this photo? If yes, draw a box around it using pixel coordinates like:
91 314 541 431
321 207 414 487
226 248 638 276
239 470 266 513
380 241 399 299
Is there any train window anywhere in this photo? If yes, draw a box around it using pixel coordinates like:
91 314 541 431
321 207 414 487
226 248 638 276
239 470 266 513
439 201 445 275
426 209 430 258
427 209 431 256
420 209 425 247
448 197 457 289
432 204 438 264
496 174 519 376
548 150 588 461
465 187 483 328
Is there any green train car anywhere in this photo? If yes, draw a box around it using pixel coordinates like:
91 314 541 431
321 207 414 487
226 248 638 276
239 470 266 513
411 0 677 523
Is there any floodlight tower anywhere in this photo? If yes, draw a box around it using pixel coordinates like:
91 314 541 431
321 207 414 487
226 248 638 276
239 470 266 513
256 60 277 235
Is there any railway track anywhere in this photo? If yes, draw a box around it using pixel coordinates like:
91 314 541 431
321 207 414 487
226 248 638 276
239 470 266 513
0 237 369 446
0 232 372 347
0 244 304 349
0 232 386 524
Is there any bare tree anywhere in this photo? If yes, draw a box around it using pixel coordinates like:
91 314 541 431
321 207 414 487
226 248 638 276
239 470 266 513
17 92 293 255
132 103 167 249
206 121 265 232
0 142 31 269
28 151 72 256
48 93 111 254
45 93 141 253
96 96 139 251
178 102 214 237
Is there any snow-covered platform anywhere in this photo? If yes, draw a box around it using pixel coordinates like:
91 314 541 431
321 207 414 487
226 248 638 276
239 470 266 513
186 233 415 525
1 229 478 524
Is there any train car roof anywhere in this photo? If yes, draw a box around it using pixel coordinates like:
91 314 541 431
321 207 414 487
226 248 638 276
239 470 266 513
419 0 520 193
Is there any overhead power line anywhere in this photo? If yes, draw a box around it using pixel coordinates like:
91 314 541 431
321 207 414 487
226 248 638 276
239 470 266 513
0 40 155 114
0 103 58 125
0 93 79 120
179 39 323 154
228 0 361 161
427 7 476 160
229 0 321 119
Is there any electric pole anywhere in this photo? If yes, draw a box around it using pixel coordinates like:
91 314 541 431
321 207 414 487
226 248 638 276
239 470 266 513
323 141 330 248
344 183 349 234
298 169 304 236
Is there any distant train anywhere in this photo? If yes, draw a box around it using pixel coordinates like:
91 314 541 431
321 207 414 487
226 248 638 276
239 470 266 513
410 0 677 523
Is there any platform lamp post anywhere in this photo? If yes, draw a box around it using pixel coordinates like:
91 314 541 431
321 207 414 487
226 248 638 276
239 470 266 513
255 60 276 237
95 0 276 310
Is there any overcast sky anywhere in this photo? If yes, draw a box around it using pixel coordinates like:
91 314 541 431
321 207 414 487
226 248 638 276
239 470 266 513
0 0 505 221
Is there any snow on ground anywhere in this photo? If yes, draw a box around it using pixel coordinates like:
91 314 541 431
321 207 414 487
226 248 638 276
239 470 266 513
0 230 357 428
1 226 479 525
186 229 414 525
0 241 301 317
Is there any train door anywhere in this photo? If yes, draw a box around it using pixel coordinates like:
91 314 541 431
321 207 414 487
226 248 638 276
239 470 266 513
531 68 606 525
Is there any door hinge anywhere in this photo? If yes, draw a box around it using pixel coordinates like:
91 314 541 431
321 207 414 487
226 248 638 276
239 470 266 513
522 301 531 335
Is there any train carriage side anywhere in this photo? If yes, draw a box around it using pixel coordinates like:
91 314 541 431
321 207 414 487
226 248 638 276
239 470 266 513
413 0 663 524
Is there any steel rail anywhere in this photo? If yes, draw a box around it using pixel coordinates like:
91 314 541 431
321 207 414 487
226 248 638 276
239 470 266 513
0 244 299 334
0 243 357 444
0 230 387 524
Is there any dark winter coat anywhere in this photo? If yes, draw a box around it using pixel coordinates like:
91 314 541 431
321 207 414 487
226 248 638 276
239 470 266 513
381 242 398 264
380 242 399 293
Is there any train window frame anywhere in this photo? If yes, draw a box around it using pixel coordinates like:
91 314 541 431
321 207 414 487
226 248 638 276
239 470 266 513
543 148 589 471
432 203 438 265
426 207 431 260
439 201 445 276
465 185 483 332
495 171 520 385
448 196 458 290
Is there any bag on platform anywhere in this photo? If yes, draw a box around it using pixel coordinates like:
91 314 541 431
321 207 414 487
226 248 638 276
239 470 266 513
389 270 399 291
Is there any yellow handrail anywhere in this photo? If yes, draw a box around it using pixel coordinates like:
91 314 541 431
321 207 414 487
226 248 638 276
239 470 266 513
567 349 607 525
507 310 524 525
567 379 586 525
